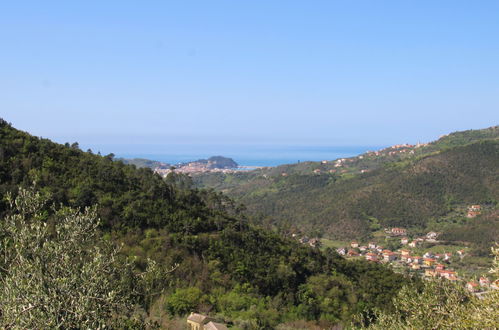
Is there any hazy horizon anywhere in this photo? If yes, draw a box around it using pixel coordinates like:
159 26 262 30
2 1 498 148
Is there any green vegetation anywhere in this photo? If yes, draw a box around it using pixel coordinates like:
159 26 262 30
0 119 409 328
0 188 146 328
117 157 169 169
201 156 238 169
440 210 499 256
363 245 499 329
194 128 498 247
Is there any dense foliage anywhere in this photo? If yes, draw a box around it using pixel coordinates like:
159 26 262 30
363 245 499 329
117 157 169 169
195 136 498 240
440 210 499 256
0 188 145 328
0 119 408 327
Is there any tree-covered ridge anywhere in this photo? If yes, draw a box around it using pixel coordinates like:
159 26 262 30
0 119 407 327
194 135 498 240
117 157 170 169
0 118 236 232
429 125 498 150
194 125 498 190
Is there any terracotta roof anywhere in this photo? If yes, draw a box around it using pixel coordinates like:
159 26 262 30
188 313 210 323
204 321 228 330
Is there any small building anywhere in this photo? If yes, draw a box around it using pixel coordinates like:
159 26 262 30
187 313 214 330
467 205 481 218
412 256 422 264
411 263 421 270
401 237 409 245
423 258 436 267
423 252 433 258
469 205 481 211
437 269 456 280
368 242 377 249
408 240 418 248
383 252 397 262
365 253 378 262
351 241 359 248
435 264 445 271
466 281 479 293
400 249 410 256
359 245 367 252
336 247 346 256
426 231 439 239
347 249 359 257
204 322 228 330
467 210 481 218
391 228 407 236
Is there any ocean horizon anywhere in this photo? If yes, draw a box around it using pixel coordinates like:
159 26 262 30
115 145 384 167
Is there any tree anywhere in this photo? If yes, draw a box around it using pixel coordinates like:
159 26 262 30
0 187 144 328
362 244 499 329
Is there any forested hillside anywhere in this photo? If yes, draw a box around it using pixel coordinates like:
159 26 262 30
0 119 407 328
194 128 499 241
195 126 498 190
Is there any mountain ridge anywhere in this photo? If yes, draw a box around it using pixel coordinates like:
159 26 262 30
193 126 499 244
0 118 406 327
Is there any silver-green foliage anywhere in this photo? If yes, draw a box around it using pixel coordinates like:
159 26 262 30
0 188 141 328
363 245 499 329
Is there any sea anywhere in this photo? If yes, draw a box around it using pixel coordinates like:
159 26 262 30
115 145 384 167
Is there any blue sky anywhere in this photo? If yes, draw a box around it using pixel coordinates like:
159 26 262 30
1 1 498 152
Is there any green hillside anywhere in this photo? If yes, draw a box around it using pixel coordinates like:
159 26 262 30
116 157 170 169
195 126 498 190
0 119 407 327
193 127 499 243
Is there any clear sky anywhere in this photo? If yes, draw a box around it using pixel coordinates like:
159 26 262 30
1 1 498 151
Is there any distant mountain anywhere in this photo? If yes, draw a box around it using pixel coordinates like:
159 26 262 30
190 155 238 169
117 155 238 170
193 126 499 243
116 157 170 169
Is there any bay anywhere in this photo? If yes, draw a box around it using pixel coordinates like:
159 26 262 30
115 144 384 167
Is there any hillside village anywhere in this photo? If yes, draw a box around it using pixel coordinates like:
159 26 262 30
152 156 241 176
279 142 432 177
